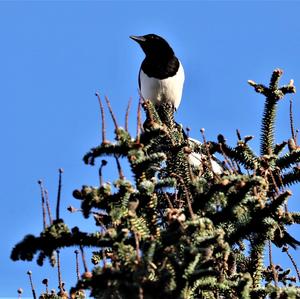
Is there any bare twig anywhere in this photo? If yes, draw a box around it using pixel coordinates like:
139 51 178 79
44 189 53 225
56 168 63 220
104 96 118 130
283 246 300 282
125 97 132 132
56 250 63 293
95 92 107 144
268 240 278 287
163 192 174 209
170 173 194 220
136 98 142 144
38 180 47 230
74 250 80 281
80 245 89 273
200 128 221 179
99 159 108 186
27 271 37 299
290 98 297 144
236 129 242 141
114 155 124 180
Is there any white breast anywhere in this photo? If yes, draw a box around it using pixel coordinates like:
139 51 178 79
139 61 185 110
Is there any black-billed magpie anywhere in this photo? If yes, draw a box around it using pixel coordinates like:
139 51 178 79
130 34 184 111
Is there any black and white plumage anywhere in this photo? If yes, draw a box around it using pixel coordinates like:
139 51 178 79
130 34 184 110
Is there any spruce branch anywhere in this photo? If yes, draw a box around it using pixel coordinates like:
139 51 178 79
248 69 296 156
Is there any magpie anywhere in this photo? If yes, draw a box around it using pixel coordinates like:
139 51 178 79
130 34 184 111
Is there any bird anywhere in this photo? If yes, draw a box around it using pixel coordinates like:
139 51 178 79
130 34 184 111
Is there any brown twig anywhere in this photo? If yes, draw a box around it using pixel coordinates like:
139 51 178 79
80 245 89 273
38 180 47 230
200 128 221 179
170 173 194 219
74 250 80 281
236 129 242 141
56 168 63 220
163 192 174 209
283 246 300 282
125 97 132 132
44 189 53 225
268 240 278 287
95 92 107 144
27 271 37 299
56 250 63 293
290 98 297 144
136 98 142 144
219 143 237 175
104 96 118 130
114 155 124 180
99 159 108 186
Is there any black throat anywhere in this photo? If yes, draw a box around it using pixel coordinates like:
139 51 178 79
141 56 180 79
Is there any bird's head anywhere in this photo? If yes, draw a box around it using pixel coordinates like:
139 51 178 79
130 34 174 59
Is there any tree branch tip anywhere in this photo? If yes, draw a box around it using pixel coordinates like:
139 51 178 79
274 68 283 76
286 190 293 196
248 80 256 86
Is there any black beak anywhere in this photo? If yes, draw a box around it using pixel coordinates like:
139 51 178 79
130 35 146 43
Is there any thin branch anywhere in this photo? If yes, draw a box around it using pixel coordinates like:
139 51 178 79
38 180 47 230
74 250 80 281
95 92 107 144
56 250 63 293
56 168 63 220
27 271 37 299
80 245 89 273
268 240 278 287
290 98 296 143
114 155 124 180
163 192 174 209
136 98 142 144
282 246 300 282
99 159 108 186
104 96 118 130
170 173 194 220
125 97 132 132
201 128 221 179
44 189 53 225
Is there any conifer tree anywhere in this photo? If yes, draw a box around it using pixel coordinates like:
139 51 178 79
11 69 300 298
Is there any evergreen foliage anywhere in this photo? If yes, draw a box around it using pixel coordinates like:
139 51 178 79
11 69 300 298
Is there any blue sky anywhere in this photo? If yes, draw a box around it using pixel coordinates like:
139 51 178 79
2 1 300 296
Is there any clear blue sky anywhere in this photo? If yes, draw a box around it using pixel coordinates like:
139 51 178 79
2 1 300 296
